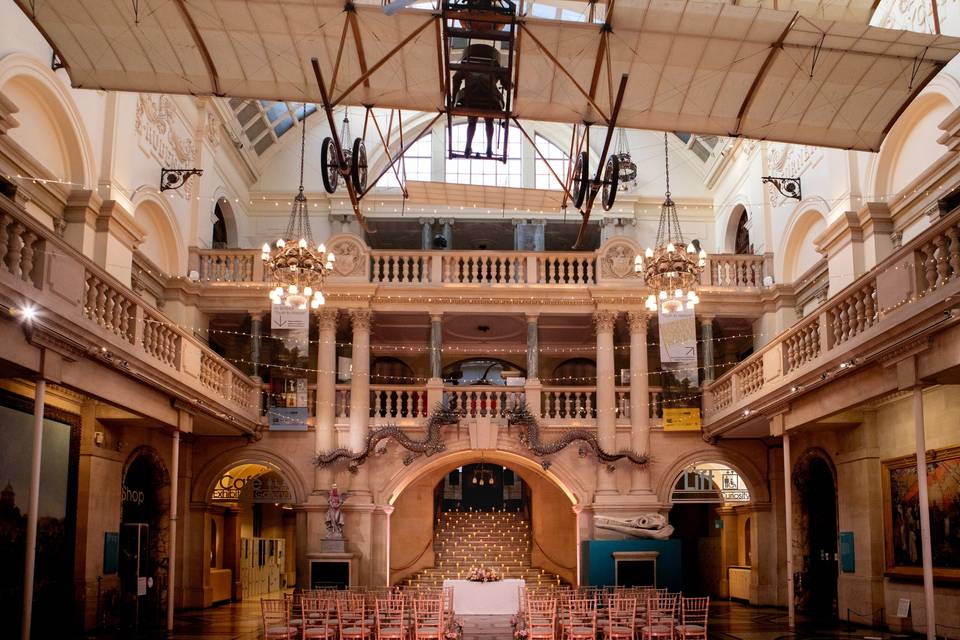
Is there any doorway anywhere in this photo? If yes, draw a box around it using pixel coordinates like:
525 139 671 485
795 453 838 619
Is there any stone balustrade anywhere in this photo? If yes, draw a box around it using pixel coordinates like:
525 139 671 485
190 242 769 293
444 386 525 418
0 194 260 427
706 254 768 287
704 207 960 428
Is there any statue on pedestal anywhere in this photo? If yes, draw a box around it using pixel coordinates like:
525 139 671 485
324 484 349 539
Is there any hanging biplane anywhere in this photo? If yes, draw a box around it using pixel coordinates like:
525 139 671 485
14 0 960 246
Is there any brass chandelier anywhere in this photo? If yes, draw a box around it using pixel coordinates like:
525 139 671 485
262 106 335 310
635 133 706 314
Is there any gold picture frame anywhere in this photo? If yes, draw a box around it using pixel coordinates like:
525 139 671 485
882 445 960 581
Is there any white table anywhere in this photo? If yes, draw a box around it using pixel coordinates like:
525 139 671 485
443 578 525 615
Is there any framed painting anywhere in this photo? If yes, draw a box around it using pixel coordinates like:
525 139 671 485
882 446 960 581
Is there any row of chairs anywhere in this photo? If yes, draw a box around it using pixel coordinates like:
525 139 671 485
262 588 457 640
520 588 708 640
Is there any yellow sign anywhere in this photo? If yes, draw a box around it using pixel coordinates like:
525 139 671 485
663 408 702 432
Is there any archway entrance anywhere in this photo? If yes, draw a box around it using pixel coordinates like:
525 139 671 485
389 455 577 588
794 453 838 619
119 449 169 632
669 462 752 598
208 463 297 601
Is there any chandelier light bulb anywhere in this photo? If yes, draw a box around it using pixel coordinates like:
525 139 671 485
261 242 270 253
645 247 654 258
277 238 285 248
328 253 336 262
298 238 307 248
659 290 667 300
319 243 326 253
666 242 675 253
634 255 642 269
304 286 313 297
288 284 298 294
674 288 683 298
686 243 695 253
311 298 321 309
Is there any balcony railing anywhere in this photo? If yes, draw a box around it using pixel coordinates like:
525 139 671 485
191 242 770 289
703 206 960 427
0 195 260 426
329 383 665 426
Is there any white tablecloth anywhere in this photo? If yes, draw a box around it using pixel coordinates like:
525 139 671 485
443 579 525 615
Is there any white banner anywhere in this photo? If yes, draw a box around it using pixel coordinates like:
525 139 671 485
658 307 698 386
271 303 309 330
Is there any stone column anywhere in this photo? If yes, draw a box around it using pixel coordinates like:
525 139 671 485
700 314 715 385
20 378 45 640
627 311 651 494
912 386 936 640
420 218 434 250
315 308 338 491
525 314 542 416
250 311 264 378
167 411 189 631
783 430 796 628
430 313 443 379
594 311 618 496
526 314 539 380
349 309 373 497
441 219 453 249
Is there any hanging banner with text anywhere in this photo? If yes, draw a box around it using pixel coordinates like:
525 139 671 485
658 307 698 387
271 303 309 330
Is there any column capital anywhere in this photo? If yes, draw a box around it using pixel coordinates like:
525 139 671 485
349 308 372 332
593 310 617 334
430 312 443 323
626 310 649 334
699 314 715 323
525 312 539 324
317 307 339 331
418 217 435 225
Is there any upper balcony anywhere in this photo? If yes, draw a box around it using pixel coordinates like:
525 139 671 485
702 206 960 438
0 189 260 433
188 237 772 315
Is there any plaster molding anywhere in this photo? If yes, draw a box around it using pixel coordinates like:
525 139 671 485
98 200 146 251
813 211 862 258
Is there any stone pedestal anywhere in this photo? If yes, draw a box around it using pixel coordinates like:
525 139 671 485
321 537 346 553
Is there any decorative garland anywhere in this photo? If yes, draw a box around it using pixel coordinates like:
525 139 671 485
314 404 461 472
505 405 650 471
313 403 651 473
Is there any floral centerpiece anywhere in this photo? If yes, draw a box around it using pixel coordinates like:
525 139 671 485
466 566 501 582
445 617 464 640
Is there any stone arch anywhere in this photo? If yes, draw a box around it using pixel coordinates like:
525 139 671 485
723 204 752 254
791 446 839 616
871 90 955 201
131 188 187 276
212 196 239 248
654 445 769 505
778 205 828 283
192 446 310 506
0 52 96 187
121 445 172 597
378 445 586 508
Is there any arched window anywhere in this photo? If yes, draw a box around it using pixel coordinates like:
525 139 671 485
212 201 228 248
379 134 433 188
734 210 751 254
446 123 521 187
534 134 570 190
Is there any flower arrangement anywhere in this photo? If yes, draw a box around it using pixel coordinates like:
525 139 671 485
511 614 528 639
466 566 501 582
445 618 464 640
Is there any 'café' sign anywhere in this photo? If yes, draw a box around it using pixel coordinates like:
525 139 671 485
211 472 293 503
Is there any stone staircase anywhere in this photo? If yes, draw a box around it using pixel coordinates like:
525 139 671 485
401 510 565 589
